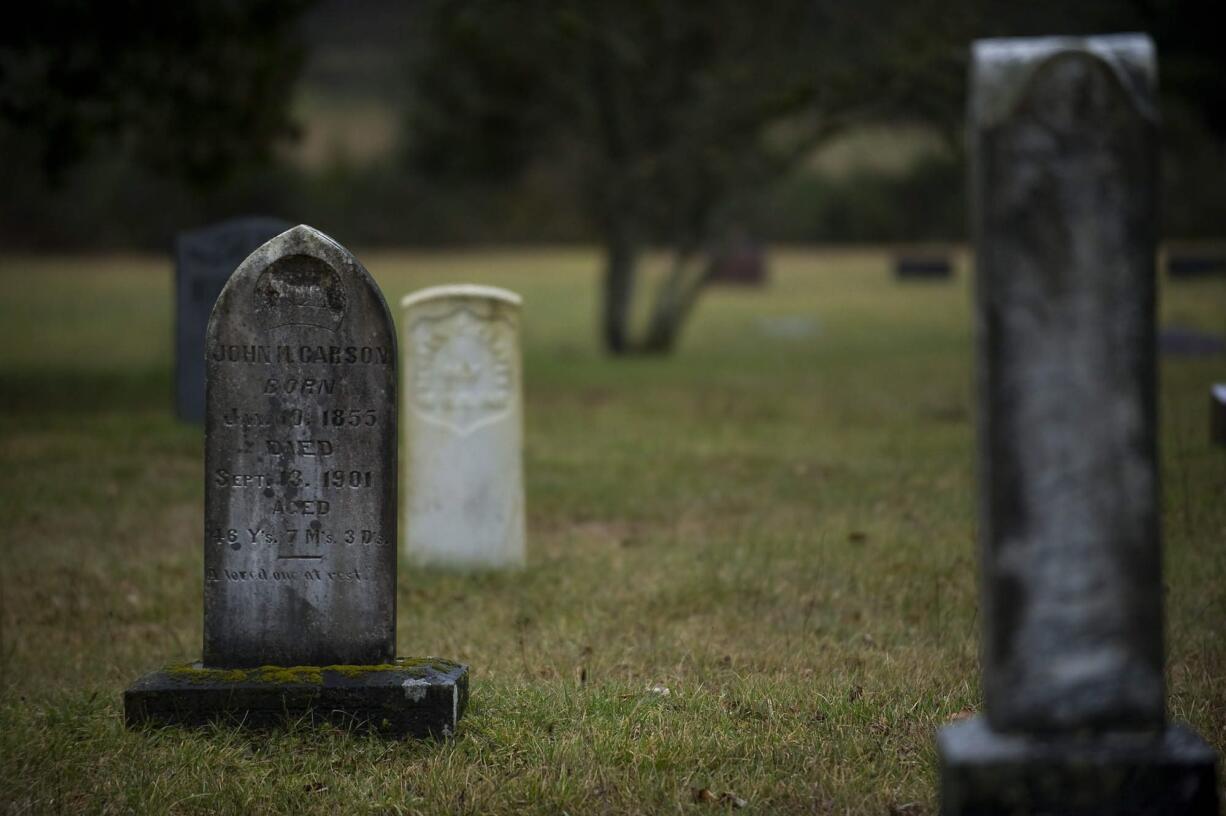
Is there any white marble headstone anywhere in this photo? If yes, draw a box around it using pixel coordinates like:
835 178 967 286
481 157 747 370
400 285 525 569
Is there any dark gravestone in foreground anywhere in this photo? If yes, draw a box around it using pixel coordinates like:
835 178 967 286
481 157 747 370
938 35 1217 815
174 217 291 422
894 256 953 281
128 225 468 737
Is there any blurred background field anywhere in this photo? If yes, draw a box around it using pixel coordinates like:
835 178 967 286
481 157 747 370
6 0 1225 253
0 248 1222 813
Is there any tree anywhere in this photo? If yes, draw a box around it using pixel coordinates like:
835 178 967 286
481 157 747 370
0 0 312 187
408 0 961 354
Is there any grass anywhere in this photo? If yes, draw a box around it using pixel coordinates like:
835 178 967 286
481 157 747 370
0 247 1223 814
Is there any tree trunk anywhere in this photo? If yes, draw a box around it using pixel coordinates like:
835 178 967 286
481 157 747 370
641 251 711 353
601 224 638 355
601 229 712 356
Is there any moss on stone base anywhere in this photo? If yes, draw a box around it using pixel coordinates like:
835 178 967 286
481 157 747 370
163 657 462 686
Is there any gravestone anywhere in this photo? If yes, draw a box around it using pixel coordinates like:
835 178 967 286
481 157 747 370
1212 384 1226 448
937 35 1218 814
709 234 768 286
175 217 291 422
1158 325 1226 358
126 225 469 737
894 255 953 281
400 285 525 569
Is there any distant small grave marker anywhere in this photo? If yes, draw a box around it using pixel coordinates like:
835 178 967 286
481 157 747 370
1158 325 1226 357
894 255 953 281
174 217 290 422
1166 251 1226 279
127 225 468 737
708 238 768 286
401 285 526 569
937 34 1218 815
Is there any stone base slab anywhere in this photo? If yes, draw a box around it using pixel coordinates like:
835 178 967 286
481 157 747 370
937 716 1218 815
124 657 468 738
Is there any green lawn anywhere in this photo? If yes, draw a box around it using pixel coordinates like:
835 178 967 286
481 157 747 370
0 248 1223 814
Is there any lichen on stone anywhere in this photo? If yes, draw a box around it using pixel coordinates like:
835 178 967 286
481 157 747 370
160 657 462 686
257 665 324 685
165 664 247 684
328 663 400 678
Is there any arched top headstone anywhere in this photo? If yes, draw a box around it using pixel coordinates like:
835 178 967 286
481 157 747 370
399 284 526 570
209 225 395 344
969 33 1162 735
969 34 1157 130
399 283 523 310
400 284 521 439
203 225 397 668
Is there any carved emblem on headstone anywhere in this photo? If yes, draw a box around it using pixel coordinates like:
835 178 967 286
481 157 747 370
253 254 347 332
409 308 514 435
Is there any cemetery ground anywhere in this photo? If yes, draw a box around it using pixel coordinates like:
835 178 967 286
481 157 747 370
0 248 1223 814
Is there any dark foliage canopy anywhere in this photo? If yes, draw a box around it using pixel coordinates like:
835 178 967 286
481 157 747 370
0 0 311 186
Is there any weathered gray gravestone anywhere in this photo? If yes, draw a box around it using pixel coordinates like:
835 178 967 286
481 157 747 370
174 217 291 422
937 34 1218 814
127 225 468 737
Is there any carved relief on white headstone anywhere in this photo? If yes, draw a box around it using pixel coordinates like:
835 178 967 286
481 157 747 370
401 285 525 569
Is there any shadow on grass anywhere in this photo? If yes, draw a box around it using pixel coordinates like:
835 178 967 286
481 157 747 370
0 366 172 415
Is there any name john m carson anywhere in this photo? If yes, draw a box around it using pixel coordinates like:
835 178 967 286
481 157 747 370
211 344 392 365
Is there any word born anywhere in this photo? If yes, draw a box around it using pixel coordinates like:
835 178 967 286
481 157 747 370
264 378 334 395
211 344 391 365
